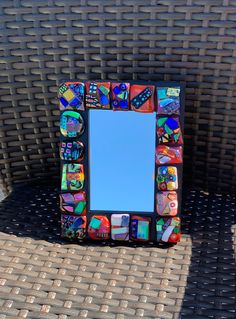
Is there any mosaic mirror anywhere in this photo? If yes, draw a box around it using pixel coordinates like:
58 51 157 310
59 81 184 243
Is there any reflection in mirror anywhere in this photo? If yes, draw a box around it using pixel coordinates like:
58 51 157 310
89 110 156 212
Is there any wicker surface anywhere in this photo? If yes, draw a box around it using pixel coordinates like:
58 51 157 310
1 1 236 193
0 183 235 318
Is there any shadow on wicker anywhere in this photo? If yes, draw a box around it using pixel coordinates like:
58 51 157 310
0 182 235 318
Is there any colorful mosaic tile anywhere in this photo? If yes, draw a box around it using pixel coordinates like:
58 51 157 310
88 215 110 240
60 110 84 138
111 214 130 241
130 84 155 113
156 217 181 242
156 145 182 165
85 82 110 109
61 164 84 191
60 141 84 162
61 215 87 239
157 117 183 145
157 87 180 115
58 82 85 111
111 82 130 111
156 191 178 216
60 192 86 215
157 166 178 191
130 215 151 241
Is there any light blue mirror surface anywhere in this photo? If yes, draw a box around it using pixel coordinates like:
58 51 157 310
89 110 156 212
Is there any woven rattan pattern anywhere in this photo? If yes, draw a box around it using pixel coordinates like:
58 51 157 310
0 183 235 318
1 1 236 193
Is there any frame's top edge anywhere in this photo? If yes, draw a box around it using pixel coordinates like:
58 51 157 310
58 79 185 88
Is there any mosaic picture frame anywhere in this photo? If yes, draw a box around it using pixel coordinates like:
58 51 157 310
59 81 185 243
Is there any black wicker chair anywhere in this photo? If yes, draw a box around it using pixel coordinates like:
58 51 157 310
0 1 235 318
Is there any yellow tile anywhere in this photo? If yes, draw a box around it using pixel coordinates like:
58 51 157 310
63 89 74 101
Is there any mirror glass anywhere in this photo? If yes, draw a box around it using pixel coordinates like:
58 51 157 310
89 110 156 212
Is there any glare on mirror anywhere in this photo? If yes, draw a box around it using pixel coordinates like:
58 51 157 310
89 110 156 212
